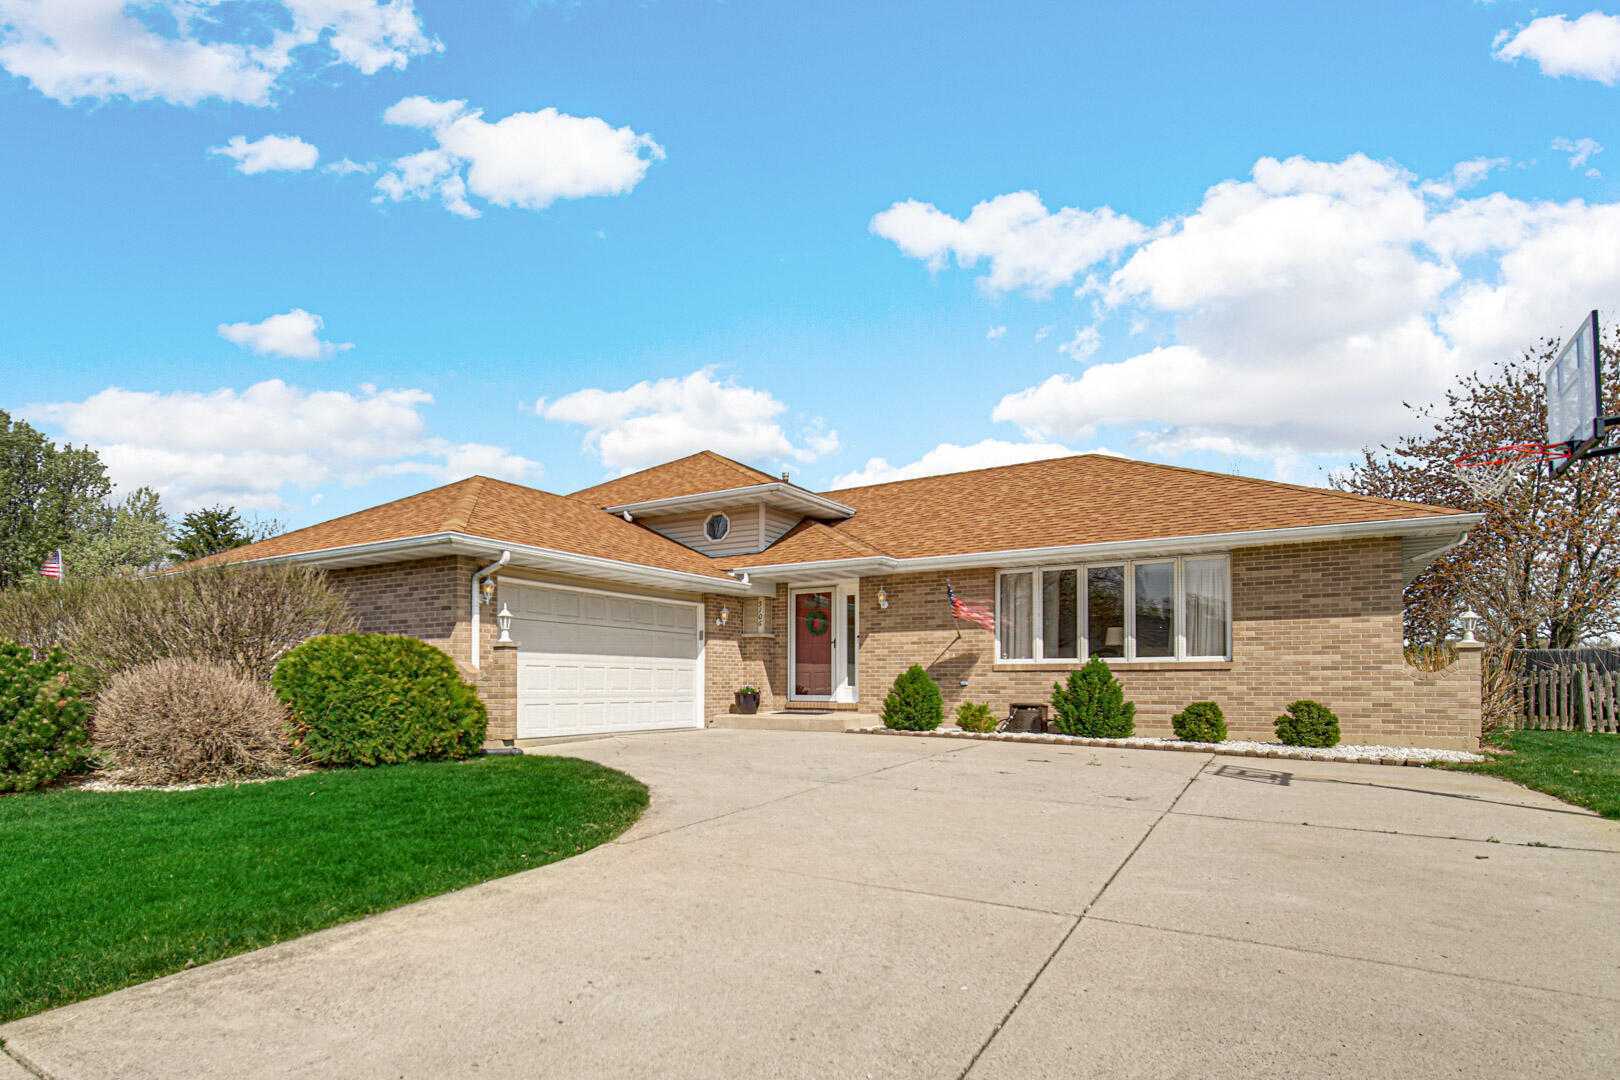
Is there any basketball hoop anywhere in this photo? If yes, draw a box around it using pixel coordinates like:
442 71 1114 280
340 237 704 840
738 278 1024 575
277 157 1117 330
1452 443 1570 501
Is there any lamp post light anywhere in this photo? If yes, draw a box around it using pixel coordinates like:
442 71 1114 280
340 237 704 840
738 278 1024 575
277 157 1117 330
1459 609 1480 644
496 604 514 644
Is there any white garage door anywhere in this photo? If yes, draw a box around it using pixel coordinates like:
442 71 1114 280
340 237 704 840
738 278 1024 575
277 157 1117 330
507 583 703 739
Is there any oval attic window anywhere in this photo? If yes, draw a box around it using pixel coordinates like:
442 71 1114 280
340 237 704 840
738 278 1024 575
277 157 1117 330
705 513 731 541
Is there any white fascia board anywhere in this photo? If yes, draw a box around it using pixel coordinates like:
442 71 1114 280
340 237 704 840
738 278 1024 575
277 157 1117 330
735 515 1483 579
604 483 855 520
227 532 752 595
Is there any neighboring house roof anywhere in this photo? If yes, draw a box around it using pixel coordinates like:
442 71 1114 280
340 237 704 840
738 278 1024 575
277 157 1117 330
808 454 1466 561
201 475 739 583
570 451 782 507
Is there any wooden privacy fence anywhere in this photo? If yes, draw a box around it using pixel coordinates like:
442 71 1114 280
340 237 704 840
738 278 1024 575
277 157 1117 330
1517 649 1620 733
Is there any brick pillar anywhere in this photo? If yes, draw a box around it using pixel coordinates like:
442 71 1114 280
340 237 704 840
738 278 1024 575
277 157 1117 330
480 640 518 745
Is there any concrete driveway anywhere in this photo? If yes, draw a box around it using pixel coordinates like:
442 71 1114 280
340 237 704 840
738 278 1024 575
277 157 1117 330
6 731 1619 1079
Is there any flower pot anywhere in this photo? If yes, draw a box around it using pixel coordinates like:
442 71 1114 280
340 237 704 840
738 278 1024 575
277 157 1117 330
735 691 760 715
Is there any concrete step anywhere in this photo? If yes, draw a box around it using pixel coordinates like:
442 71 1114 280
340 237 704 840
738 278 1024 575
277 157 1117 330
709 712 880 733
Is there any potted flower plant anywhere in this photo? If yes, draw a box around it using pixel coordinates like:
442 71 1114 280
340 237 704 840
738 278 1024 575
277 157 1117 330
735 685 761 714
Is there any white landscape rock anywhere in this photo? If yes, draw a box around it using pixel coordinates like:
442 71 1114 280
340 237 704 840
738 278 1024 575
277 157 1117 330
853 727 1485 765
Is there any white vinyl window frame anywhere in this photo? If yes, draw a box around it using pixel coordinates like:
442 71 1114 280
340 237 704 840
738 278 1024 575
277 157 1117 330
994 554 1232 664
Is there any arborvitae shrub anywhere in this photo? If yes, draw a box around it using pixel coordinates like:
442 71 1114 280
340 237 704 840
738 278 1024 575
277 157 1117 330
95 658 293 785
881 665 944 731
272 634 487 765
1050 656 1136 738
0 640 89 792
1274 699 1341 748
954 701 996 733
1171 701 1227 743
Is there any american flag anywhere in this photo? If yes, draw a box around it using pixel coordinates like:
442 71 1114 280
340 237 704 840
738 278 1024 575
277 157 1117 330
947 582 995 632
40 549 62 579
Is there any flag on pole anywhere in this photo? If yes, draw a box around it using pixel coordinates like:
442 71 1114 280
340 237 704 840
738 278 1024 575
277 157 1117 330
946 582 995 632
40 549 63 579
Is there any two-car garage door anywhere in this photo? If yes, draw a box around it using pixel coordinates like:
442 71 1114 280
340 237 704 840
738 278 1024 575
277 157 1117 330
505 583 703 739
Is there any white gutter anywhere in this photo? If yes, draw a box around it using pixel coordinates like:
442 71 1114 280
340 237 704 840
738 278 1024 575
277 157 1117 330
733 514 1484 579
469 550 510 670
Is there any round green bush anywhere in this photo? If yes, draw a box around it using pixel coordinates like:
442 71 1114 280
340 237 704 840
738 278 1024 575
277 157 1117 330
881 665 944 731
1274 699 1341 748
955 701 996 733
272 634 487 766
0 640 90 792
1051 656 1136 738
1171 701 1227 743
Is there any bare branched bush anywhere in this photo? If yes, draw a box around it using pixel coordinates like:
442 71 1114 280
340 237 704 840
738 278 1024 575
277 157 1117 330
94 658 295 785
0 564 353 693
1480 645 1524 740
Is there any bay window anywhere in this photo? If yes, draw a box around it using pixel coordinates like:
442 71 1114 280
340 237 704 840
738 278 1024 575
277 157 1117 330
995 554 1231 663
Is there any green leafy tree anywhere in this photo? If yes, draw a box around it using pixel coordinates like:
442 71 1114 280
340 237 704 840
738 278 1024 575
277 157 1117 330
0 411 110 588
64 487 170 579
171 505 281 561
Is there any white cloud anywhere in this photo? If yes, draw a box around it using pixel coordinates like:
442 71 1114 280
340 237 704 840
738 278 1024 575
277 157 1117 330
1419 156 1509 199
1058 326 1101 361
0 0 440 108
375 96 664 219
829 439 1092 489
869 191 1148 296
1494 12 1620 85
218 309 353 361
986 325 1007 340
209 134 319 175
29 379 539 511
895 152 1620 461
323 157 375 176
1552 136 1603 176
539 368 837 475
1034 324 1055 341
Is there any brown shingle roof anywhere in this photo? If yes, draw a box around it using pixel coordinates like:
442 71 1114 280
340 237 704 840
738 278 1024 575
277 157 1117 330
204 475 736 580
805 454 1464 561
727 519 887 568
569 451 780 506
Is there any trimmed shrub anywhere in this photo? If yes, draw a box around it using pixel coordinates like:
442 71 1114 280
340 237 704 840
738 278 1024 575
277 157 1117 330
94 658 294 785
1274 699 1341 748
1171 701 1227 743
0 640 90 792
881 665 944 731
955 701 996 733
1051 657 1136 738
272 634 487 765
0 564 354 693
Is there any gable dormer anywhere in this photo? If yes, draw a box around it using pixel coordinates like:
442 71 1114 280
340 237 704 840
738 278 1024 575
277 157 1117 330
601 482 856 557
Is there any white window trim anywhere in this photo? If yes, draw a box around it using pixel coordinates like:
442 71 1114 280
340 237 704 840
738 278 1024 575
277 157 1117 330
994 554 1232 665
704 512 731 542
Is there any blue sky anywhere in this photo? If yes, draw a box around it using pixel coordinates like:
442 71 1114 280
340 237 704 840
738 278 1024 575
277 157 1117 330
4 0 1620 527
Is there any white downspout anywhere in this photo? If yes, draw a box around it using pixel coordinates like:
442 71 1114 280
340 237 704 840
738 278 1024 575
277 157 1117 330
470 550 511 669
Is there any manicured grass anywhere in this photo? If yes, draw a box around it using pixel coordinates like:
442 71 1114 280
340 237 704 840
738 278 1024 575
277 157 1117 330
1447 729 1620 819
0 756 647 1022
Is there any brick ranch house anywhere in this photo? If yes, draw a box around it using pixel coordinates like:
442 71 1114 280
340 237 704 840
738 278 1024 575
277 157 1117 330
211 451 1486 751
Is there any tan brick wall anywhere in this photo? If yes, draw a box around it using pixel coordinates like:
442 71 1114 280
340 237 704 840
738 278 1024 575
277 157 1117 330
704 585 791 717
713 538 1480 751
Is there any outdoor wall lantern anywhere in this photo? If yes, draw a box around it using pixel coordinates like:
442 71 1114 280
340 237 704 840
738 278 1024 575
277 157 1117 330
877 585 889 610
1459 609 1480 643
496 604 514 644
717 605 730 628
479 575 498 605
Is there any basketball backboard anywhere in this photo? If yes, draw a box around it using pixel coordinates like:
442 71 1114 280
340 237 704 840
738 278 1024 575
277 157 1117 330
1546 310 1605 478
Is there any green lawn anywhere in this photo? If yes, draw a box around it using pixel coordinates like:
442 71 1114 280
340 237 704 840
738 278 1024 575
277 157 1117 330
1448 729 1620 819
0 756 647 1023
